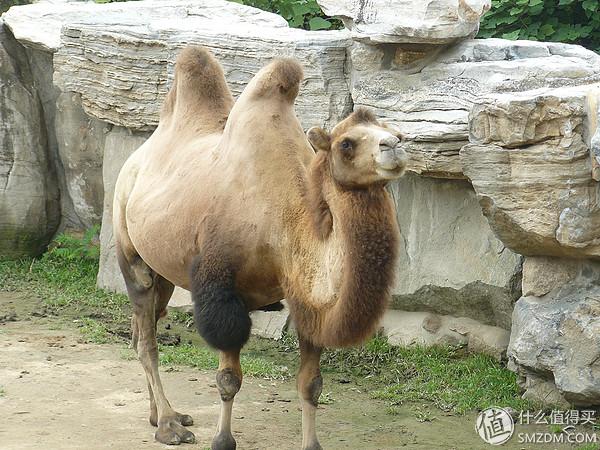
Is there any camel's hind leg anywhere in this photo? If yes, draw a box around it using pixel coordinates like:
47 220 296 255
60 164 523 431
117 244 195 445
297 335 323 450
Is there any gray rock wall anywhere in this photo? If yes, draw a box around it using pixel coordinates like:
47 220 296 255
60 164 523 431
390 173 521 329
0 19 59 256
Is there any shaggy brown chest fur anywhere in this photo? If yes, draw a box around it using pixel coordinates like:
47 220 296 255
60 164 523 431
285 153 400 348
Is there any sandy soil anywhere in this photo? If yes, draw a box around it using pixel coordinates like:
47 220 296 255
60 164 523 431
0 292 571 450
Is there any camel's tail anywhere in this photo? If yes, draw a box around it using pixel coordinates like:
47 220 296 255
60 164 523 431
161 46 234 133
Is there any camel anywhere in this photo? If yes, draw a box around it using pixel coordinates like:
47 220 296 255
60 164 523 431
113 46 407 450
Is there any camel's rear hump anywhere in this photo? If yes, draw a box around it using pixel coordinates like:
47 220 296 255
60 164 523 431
161 46 234 134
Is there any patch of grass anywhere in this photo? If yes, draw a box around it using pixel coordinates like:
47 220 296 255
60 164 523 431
168 309 194 328
0 386 5 397
0 228 130 330
577 444 598 450
319 392 334 405
159 343 290 380
320 334 533 415
79 318 114 344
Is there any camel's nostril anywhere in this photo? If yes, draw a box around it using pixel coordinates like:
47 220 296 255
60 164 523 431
380 135 400 149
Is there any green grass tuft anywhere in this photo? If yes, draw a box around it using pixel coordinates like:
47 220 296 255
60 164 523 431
79 318 115 344
159 343 290 380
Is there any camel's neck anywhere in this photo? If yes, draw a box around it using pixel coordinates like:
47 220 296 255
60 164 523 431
286 153 399 347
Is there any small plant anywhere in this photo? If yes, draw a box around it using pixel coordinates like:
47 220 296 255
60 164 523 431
319 392 335 405
46 225 100 262
414 406 436 423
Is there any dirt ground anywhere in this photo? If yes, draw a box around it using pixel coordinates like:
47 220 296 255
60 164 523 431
0 292 577 450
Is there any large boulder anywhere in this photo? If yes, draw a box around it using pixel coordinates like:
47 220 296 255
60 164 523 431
508 259 600 406
0 20 59 256
351 39 600 178
461 84 600 258
317 0 490 44
389 173 522 329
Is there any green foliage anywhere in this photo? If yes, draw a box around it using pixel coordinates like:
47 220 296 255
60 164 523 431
231 0 342 30
479 0 600 53
46 225 100 262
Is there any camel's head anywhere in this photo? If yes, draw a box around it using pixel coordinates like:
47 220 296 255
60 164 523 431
307 108 407 188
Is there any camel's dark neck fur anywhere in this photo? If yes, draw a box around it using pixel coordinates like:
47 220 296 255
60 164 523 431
289 152 399 347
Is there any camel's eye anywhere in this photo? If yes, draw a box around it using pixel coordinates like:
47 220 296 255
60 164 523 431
341 140 352 150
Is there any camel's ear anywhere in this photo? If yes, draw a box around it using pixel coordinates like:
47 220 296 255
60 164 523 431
307 127 331 153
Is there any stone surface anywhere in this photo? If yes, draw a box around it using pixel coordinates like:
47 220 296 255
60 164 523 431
508 271 600 406
389 173 522 329
4 0 354 131
2 0 288 52
97 126 151 292
0 21 59 256
55 92 108 229
522 257 582 297
351 39 600 178
317 0 490 44
461 84 600 258
381 310 510 361
249 302 290 340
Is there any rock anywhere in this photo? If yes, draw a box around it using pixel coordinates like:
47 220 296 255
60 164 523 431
0 21 59 256
461 84 600 258
2 0 288 52
522 257 582 297
508 269 600 406
96 126 151 292
389 172 522 329
249 302 290 340
54 92 108 229
380 310 510 361
351 39 600 178
317 0 490 44
3 0 354 131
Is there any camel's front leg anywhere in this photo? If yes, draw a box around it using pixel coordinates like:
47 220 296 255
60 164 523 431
297 336 323 450
212 349 242 450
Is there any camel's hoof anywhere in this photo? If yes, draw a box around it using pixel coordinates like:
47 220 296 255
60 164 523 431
211 431 236 450
155 420 196 445
150 412 194 428
303 442 323 450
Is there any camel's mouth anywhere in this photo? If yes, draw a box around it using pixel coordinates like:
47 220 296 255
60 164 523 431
375 146 408 180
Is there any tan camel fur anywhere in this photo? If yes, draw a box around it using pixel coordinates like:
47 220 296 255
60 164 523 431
113 46 407 450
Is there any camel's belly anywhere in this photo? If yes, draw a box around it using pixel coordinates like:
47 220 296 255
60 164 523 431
126 182 284 309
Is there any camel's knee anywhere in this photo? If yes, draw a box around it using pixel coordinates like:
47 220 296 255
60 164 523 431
117 244 154 294
216 368 242 402
299 373 323 407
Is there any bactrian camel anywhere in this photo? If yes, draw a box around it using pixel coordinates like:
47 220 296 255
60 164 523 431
113 46 407 449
